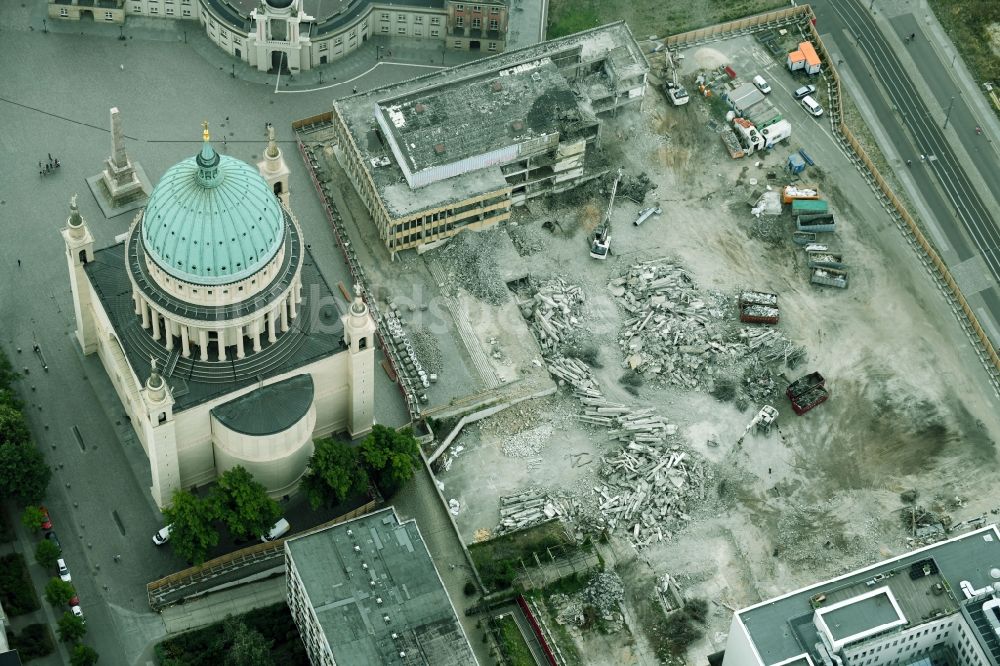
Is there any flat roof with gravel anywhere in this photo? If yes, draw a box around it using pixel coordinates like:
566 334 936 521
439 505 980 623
737 526 1000 666
285 507 476 665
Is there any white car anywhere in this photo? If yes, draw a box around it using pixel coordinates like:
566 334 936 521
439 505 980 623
260 518 291 542
752 75 772 94
152 524 172 546
71 605 84 620
57 558 71 583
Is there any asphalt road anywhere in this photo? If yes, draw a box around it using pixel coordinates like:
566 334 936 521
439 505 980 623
809 0 1000 341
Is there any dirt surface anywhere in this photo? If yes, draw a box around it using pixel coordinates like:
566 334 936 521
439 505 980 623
432 32 1000 666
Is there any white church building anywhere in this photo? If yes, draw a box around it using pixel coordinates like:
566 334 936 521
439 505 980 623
62 123 375 508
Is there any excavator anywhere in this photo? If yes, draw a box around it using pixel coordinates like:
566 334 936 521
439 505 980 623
590 167 623 260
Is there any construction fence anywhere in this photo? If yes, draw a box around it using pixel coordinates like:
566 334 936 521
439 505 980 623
665 4 1000 393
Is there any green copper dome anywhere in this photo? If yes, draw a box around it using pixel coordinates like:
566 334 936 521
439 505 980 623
142 136 285 286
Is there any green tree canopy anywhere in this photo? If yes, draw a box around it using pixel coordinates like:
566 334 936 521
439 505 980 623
163 489 219 566
22 505 45 532
223 618 272 666
0 404 30 446
212 466 281 541
302 438 368 509
360 425 419 497
44 578 75 606
57 611 87 643
35 539 61 569
70 644 99 666
0 442 52 503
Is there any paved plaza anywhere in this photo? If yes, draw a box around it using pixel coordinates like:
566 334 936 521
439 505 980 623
0 1 541 661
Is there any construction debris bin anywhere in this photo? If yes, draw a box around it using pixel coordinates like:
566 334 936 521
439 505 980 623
796 213 835 233
738 291 779 324
786 371 829 415
811 267 848 288
791 199 828 216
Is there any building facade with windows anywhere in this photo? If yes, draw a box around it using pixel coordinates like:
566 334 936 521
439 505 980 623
62 124 376 509
48 0 507 71
285 507 477 665
721 525 1000 666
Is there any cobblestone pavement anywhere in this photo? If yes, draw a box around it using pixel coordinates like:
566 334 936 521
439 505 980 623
0 3 525 662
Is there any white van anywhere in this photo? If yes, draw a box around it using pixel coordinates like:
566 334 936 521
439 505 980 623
752 75 771 94
801 95 824 117
260 517 291 542
152 524 172 546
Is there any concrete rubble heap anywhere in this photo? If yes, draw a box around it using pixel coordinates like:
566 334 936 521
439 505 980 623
583 571 626 631
611 259 805 395
495 488 561 535
440 227 510 305
523 277 585 353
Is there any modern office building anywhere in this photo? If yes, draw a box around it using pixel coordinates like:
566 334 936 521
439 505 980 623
62 123 376 508
285 507 477 665
315 21 648 254
721 525 1000 666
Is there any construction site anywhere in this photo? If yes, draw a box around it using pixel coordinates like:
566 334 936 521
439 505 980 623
293 8 1000 666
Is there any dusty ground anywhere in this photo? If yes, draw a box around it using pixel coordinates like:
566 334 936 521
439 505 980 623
432 33 1000 666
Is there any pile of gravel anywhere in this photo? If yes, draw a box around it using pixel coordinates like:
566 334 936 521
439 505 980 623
409 330 442 375
507 223 545 256
441 228 509 305
583 572 625 617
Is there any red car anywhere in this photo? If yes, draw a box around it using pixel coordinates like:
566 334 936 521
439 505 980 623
39 506 52 531
69 594 79 607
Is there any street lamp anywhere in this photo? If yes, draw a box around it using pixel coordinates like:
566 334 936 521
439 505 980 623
231 63 236 78
42 18 47 33
376 45 384 61
119 25 125 41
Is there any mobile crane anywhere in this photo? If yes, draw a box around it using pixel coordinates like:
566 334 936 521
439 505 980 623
590 167 623 260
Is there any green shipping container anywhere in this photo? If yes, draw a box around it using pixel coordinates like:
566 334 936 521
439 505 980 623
792 199 829 215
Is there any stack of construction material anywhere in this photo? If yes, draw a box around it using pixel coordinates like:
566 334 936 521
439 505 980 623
738 291 779 325
610 260 805 391
575 398 675 443
496 489 561 534
524 278 584 352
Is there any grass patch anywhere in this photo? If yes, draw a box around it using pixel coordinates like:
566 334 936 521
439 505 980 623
546 0 787 43
154 602 306 665
8 623 55 659
495 614 536 666
0 553 40 616
469 521 571 591
929 1 1000 102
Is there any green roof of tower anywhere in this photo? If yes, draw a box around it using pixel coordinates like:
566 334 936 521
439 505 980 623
141 125 285 286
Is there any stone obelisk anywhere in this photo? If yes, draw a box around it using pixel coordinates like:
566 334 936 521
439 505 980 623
87 107 151 217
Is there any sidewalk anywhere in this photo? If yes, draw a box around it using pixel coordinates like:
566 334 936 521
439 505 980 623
1 504 73 664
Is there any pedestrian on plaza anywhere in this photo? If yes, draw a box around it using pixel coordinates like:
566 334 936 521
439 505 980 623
47 153 52 162
906 159 912 167
920 154 926 162
353 86 357 93
909 32 915 41
17 259 21 268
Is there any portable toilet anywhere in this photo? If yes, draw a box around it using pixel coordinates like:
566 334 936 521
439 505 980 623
786 153 806 175
787 49 805 72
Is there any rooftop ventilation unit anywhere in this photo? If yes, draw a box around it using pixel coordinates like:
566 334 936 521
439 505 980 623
354 545 361 552
384 614 391 623
347 529 353 536
377 597 383 605
392 633 399 640
362 562 369 570
370 579 377 587
399 652 406 659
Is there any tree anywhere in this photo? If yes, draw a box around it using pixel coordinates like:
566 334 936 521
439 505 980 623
162 489 219 566
44 577 75 606
0 404 29 446
360 425 419 496
22 505 45 532
301 438 368 509
35 538 61 568
57 611 87 643
70 644 100 666
0 442 52 503
212 466 281 541
223 618 272 666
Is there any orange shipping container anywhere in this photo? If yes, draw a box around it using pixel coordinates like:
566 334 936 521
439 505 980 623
799 41 821 72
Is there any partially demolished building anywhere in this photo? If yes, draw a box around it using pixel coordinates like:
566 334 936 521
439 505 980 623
327 22 649 254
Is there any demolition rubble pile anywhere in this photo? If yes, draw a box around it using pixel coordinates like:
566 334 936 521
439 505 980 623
522 278 585 353
496 488 561 535
611 260 805 393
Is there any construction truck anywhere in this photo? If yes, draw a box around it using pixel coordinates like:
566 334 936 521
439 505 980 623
731 117 791 155
590 168 623 260
737 405 778 445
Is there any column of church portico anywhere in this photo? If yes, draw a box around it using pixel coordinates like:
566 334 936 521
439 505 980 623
140 297 150 328
181 325 191 358
151 309 161 341
252 318 262 352
280 297 290 332
289 281 299 319
164 319 175 350
236 326 245 359
133 287 142 316
217 329 227 361
267 310 277 343
198 329 209 360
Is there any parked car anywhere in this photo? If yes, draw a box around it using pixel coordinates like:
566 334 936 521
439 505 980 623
69 593 79 607
260 518 291 543
57 558 71 583
793 84 817 100
752 75 772 94
71 605 84 622
801 95 824 117
45 530 61 552
39 506 52 531
152 524 172 546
